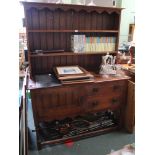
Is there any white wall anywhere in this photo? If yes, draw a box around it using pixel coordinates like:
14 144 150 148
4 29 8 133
22 0 71 3
119 0 135 45
71 0 114 6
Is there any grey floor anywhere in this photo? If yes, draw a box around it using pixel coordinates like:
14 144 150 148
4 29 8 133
27 98 134 155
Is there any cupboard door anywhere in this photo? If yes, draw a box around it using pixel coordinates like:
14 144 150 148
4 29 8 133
124 80 135 133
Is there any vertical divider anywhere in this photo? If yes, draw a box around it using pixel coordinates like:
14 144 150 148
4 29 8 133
91 11 97 30
96 13 103 30
53 9 60 49
39 9 46 50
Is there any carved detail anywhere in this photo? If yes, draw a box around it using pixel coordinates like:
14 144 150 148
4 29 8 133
23 2 121 14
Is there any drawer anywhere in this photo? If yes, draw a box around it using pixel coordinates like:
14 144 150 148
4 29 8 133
85 81 125 96
84 95 122 113
31 87 86 121
38 105 83 121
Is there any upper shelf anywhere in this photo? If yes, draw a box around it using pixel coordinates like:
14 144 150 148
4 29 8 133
30 51 117 57
27 30 119 33
22 2 123 14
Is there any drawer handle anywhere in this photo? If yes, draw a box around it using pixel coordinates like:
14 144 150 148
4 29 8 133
111 99 119 105
113 85 120 91
92 101 99 107
76 97 84 106
92 88 99 92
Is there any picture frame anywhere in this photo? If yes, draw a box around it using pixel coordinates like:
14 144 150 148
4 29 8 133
55 66 84 76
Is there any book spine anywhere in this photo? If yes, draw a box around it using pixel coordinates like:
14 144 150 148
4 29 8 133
98 37 102 52
73 35 79 53
103 37 106 52
85 37 89 52
109 37 112 51
100 37 104 52
113 37 116 51
82 35 86 53
92 37 95 52
90 36 93 52
105 37 108 52
84 36 87 52
94 37 97 52
97 37 100 52
107 37 110 51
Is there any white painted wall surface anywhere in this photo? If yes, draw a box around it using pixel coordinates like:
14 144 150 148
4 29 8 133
119 0 135 45
71 0 114 6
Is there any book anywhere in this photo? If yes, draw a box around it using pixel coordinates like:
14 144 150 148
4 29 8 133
71 35 85 53
107 37 111 51
91 37 95 52
112 37 116 51
97 37 101 52
71 35 116 53
86 37 90 52
100 37 104 51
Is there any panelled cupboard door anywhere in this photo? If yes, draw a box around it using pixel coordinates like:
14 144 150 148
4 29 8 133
31 86 87 121
124 80 135 133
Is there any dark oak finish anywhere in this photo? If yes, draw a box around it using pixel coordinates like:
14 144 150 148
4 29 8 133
27 30 119 33
30 79 127 122
22 2 130 149
23 1 122 77
27 73 130 149
40 126 119 146
125 80 135 133
121 64 135 132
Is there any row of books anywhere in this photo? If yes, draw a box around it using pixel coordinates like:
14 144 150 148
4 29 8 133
71 35 116 53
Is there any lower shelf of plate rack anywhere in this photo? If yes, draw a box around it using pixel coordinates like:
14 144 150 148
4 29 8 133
39 125 119 146
35 110 121 147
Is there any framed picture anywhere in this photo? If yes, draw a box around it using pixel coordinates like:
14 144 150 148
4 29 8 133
56 66 84 76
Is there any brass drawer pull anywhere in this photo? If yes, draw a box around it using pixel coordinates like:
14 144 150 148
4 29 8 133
111 98 119 105
76 97 84 106
113 85 120 91
92 88 99 92
92 101 99 107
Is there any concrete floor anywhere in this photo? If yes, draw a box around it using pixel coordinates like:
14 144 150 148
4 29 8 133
27 98 134 155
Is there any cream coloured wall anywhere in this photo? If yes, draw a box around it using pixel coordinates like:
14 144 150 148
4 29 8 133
119 0 135 45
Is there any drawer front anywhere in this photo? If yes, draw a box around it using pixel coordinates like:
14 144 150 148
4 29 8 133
85 81 125 96
31 80 126 122
31 86 86 121
83 95 122 113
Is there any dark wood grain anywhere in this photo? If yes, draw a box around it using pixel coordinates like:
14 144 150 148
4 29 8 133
23 2 121 75
125 80 135 133
30 80 128 121
22 2 129 149
22 2 123 14
40 126 119 146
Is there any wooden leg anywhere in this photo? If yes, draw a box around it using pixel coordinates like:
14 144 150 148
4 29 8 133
35 126 42 150
37 142 41 150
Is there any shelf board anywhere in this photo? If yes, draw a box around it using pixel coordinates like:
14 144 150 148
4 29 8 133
27 30 119 33
40 125 119 146
30 51 117 57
